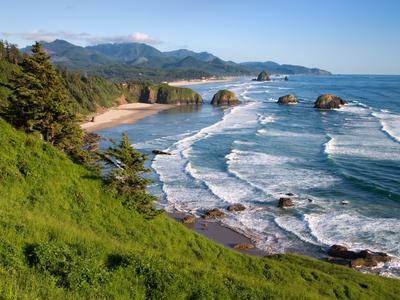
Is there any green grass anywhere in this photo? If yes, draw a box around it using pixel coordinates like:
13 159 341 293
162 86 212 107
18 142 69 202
0 118 399 299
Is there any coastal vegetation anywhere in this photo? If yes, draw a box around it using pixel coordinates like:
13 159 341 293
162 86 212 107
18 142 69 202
0 40 399 299
0 41 204 118
141 83 203 105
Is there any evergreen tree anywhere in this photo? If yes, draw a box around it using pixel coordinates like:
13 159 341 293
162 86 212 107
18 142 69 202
0 40 5 60
7 44 21 64
5 42 83 155
103 133 158 216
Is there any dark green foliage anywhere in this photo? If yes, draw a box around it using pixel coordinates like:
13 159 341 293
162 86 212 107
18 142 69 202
89 64 214 82
0 40 23 64
59 68 124 114
103 134 157 215
0 59 19 109
155 84 203 104
4 42 83 155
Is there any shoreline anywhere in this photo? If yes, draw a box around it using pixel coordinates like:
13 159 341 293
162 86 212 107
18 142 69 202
80 102 175 132
168 212 395 277
168 77 235 87
168 212 267 256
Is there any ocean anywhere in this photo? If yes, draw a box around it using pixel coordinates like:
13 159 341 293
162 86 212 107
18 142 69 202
97 75 400 277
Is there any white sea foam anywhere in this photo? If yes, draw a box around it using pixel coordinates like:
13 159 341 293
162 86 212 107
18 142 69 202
372 111 400 143
152 101 262 211
257 129 268 135
324 132 400 160
323 135 336 155
274 210 400 276
339 103 370 115
257 114 275 125
249 89 271 94
233 140 257 146
187 164 259 204
226 149 337 197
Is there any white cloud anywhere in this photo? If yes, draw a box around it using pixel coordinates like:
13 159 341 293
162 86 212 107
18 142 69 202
0 30 161 45
87 32 161 45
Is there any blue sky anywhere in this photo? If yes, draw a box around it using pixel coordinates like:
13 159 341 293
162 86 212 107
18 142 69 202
1 0 399 74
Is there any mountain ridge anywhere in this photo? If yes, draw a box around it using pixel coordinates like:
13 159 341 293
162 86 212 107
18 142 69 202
21 40 331 80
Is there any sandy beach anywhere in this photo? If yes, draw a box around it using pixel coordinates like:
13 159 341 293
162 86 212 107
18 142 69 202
169 77 235 87
80 102 175 132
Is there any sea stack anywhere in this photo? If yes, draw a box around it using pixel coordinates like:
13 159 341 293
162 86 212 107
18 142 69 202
314 94 346 109
277 94 297 105
256 71 271 81
211 90 241 106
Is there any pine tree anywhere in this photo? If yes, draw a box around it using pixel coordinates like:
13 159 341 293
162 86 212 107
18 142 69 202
5 42 83 155
103 133 158 216
0 40 5 60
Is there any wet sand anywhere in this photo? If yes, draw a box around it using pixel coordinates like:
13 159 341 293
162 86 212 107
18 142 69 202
169 212 267 256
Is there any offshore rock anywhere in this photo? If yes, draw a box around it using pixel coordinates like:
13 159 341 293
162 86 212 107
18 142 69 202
278 95 297 105
227 203 246 212
278 197 294 208
203 208 225 219
256 71 271 81
211 90 241 106
314 94 346 109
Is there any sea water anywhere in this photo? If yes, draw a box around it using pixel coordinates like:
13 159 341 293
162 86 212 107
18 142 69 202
97 75 400 277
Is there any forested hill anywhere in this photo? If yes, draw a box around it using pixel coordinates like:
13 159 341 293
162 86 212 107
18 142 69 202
20 39 331 81
1 41 202 116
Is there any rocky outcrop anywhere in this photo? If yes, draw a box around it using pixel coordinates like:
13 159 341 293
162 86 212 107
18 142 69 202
152 150 171 155
227 203 246 212
278 197 294 208
314 94 346 109
156 84 203 105
256 71 271 81
277 94 297 105
203 208 225 219
182 215 196 224
327 245 391 268
137 83 203 105
233 243 255 250
211 90 241 106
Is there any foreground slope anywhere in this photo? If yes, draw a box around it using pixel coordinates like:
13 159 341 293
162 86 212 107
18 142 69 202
0 118 398 299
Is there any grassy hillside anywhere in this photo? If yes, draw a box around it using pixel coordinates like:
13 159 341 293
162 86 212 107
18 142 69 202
0 118 399 299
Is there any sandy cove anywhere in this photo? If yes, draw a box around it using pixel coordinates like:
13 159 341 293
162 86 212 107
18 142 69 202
168 77 235 87
80 102 175 132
